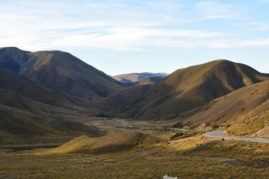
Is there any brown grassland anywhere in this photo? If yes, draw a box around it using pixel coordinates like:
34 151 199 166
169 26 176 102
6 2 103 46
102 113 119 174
1 118 269 179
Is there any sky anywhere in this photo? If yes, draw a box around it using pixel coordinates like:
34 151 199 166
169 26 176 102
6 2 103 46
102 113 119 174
1 0 269 75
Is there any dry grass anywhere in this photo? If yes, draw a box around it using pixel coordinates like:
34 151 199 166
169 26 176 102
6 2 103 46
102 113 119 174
133 60 269 121
226 101 269 137
37 131 159 154
2 117 269 178
2 134 269 178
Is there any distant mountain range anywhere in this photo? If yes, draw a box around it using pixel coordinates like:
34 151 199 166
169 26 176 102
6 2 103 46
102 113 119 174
113 72 167 83
1 46 269 144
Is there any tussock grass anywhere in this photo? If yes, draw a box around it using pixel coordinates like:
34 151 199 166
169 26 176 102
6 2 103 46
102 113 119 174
37 131 159 154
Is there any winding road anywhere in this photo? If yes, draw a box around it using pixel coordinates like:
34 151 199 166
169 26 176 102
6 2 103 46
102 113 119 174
102 118 269 144
203 130 269 144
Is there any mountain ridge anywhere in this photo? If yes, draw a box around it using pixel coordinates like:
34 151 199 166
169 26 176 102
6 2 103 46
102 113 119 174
113 72 167 83
130 59 269 120
0 47 124 101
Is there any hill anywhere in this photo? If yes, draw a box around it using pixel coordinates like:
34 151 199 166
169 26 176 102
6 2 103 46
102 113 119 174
0 104 102 145
174 80 269 137
134 60 269 120
0 47 124 101
0 69 102 144
0 69 96 114
98 84 152 117
40 131 159 154
135 76 164 85
98 75 164 116
113 72 167 83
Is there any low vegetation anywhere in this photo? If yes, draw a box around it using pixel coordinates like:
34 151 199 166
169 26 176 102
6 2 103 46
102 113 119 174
1 47 269 178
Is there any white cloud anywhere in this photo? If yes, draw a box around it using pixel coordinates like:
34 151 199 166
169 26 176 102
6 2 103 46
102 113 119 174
152 38 269 49
0 0 222 51
250 23 269 32
53 26 269 50
214 39 269 48
145 0 181 12
195 1 237 20
53 27 221 51
0 0 269 51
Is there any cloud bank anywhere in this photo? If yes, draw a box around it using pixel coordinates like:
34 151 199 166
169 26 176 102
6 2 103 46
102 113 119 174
0 0 269 51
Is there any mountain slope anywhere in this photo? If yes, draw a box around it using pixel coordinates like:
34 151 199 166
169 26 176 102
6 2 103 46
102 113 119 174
0 69 103 144
175 80 269 137
0 47 30 73
135 76 164 85
0 69 95 114
0 47 124 101
134 60 269 120
0 104 102 145
113 72 167 83
98 84 152 117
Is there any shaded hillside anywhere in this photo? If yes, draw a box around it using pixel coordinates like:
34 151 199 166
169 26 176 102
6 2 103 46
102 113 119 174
99 84 152 117
113 72 167 83
135 76 163 85
0 69 103 144
0 47 124 101
175 81 269 137
0 104 102 145
0 69 97 114
134 60 269 120
0 47 30 73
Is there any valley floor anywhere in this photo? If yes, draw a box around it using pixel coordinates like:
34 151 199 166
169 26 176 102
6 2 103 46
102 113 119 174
2 117 269 178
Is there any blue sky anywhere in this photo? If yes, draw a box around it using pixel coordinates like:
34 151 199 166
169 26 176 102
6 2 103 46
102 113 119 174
1 0 269 75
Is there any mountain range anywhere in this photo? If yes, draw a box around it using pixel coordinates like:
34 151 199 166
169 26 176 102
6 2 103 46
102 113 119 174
133 60 269 120
1 47 269 144
113 72 167 83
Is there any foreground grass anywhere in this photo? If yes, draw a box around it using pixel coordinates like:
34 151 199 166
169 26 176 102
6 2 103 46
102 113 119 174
2 117 269 179
1 144 269 179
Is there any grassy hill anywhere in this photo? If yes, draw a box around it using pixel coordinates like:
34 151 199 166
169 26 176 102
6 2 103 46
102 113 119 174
2 47 269 144
0 104 102 145
0 69 102 145
0 47 30 73
39 131 159 154
0 69 97 114
98 84 152 117
134 60 269 120
171 80 269 137
0 47 124 101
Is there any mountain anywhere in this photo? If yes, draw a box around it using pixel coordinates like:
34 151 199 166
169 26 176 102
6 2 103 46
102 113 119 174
135 76 164 85
113 72 167 83
98 84 152 117
98 73 166 115
2 47 269 143
133 60 269 120
0 104 102 145
0 47 129 144
0 47 30 73
0 47 124 101
0 69 91 112
0 69 102 144
175 80 269 137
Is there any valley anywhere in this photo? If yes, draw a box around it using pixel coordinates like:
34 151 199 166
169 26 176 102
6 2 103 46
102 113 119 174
1 47 269 178
2 117 269 178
